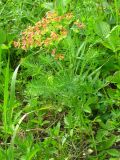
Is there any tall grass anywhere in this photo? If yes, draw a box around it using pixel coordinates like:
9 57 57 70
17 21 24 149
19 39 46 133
0 0 120 159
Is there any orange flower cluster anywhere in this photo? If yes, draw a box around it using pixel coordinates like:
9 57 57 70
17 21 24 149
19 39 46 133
13 12 74 51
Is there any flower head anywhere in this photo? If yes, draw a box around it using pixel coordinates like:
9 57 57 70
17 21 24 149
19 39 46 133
13 41 20 48
55 54 64 60
13 11 84 57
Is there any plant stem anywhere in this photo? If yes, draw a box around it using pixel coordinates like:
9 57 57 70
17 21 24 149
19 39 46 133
114 0 119 25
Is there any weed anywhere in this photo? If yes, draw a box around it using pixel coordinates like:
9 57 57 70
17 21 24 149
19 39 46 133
0 0 120 160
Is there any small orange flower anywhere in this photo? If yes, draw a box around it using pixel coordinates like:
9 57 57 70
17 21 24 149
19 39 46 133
27 37 34 45
55 54 64 60
50 32 58 40
51 49 56 56
60 29 68 37
65 13 73 20
34 26 40 32
44 38 52 47
46 12 57 19
21 45 27 51
53 16 62 22
74 21 85 29
27 31 34 38
22 31 27 35
35 21 42 27
13 41 20 48
41 17 49 25
35 40 42 46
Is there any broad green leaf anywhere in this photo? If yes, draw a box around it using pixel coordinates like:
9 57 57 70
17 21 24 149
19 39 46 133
94 21 110 38
42 2 54 11
1 44 9 50
83 105 91 113
104 25 120 52
107 71 120 84
97 25 120 52
102 40 116 52
9 64 20 114
112 71 120 84
107 149 120 157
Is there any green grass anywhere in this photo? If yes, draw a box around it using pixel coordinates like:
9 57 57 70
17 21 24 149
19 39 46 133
0 0 120 159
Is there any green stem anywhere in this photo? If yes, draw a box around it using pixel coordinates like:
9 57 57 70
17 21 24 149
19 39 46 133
0 46 2 75
114 0 119 25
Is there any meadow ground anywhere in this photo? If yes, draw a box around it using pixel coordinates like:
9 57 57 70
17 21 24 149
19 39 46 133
0 0 120 159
